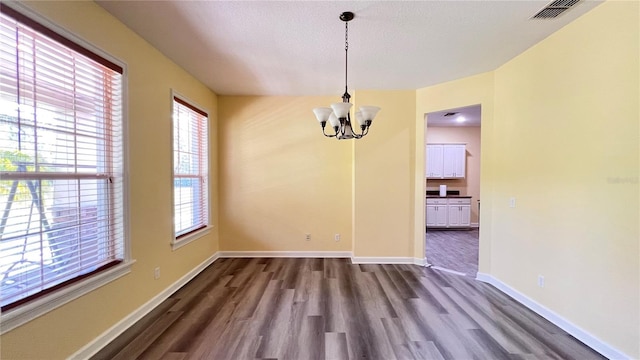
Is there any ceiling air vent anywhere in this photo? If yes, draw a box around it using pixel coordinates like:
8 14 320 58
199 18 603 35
532 0 581 19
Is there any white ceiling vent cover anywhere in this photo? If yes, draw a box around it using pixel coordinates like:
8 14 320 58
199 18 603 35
532 0 581 19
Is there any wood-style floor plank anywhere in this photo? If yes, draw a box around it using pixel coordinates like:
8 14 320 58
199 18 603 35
92 258 605 360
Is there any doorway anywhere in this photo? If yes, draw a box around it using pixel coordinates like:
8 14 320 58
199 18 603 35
425 104 481 277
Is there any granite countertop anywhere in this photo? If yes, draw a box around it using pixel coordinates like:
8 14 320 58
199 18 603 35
426 195 472 198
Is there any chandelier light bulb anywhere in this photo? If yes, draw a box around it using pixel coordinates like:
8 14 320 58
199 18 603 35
328 113 340 128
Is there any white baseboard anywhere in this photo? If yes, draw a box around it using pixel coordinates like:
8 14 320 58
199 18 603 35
220 252 427 267
475 273 630 360
414 257 428 266
219 251 352 258
471 222 479 228
220 252 426 267
351 256 425 265
69 253 220 360
431 266 466 276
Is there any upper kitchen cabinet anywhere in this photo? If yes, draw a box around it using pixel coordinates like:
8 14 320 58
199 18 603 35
426 144 443 178
426 143 466 179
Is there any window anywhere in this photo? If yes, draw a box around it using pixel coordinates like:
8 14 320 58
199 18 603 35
172 95 208 245
0 5 126 315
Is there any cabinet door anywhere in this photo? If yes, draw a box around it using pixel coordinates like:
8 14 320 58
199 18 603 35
426 145 443 178
460 205 471 227
427 205 447 227
447 205 471 228
443 145 466 178
426 205 437 227
448 205 460 226
435 205 448 226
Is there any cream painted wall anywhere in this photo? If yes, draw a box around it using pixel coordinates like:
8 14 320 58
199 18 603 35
490 1 639 357
218 96 352 252
217 90 418 259
0 1 219 359
353 90 418 258
426 126 481 224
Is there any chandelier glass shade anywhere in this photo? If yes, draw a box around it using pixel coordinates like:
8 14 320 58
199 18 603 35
312 12 381 140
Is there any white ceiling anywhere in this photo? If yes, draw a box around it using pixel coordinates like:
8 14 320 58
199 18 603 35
96 0 602 96
427 104 481 127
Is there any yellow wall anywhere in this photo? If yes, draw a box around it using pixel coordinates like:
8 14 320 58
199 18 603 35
217 90 418 259
218 96 352 252
491 1 639 356
1 1 219 359
426 126 482 224
353 90 417 258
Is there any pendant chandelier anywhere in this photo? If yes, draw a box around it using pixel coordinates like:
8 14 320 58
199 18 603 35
312 12 381 140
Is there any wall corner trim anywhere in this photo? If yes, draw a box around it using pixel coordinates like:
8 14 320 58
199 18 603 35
69 252 220 360
475 272 631 360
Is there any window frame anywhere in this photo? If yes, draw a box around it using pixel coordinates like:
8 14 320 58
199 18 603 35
170 91 211 250
0 2 132 334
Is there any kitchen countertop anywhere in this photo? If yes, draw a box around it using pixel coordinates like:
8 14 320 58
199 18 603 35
426 195 472 198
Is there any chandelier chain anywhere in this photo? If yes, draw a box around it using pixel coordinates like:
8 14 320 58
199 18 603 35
345 21 349 52
344 21 349 97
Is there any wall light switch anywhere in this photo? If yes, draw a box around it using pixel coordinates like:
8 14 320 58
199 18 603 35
509 197 516 208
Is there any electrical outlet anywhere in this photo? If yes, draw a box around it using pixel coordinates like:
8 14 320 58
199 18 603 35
509 197 516 208
305 233 311 241
538 275 544 288
334 233 341 242
154 267 160 280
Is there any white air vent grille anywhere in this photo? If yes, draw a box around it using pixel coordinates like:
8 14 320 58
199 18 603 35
532 0 581 19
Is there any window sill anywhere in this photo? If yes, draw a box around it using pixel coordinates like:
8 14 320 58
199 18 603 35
0 260 135 334
172 226 213 251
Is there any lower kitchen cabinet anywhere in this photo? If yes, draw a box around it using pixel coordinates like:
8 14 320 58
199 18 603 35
426 197 471 229
448 204 471 227
426 198 448 227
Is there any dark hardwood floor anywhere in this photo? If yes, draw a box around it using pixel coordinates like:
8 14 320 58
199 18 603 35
93 258 604 360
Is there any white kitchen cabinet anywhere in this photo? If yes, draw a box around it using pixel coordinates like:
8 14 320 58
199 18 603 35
426 198 448 227
426 143 466 179
425 144 443 178
447 198 471 228
442 144 466 178
427 197 471 228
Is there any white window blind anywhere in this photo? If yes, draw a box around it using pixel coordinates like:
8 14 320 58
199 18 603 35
0 7 124 310
172 96 208 240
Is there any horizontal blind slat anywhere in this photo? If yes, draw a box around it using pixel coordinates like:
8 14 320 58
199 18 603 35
0 9 124 310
